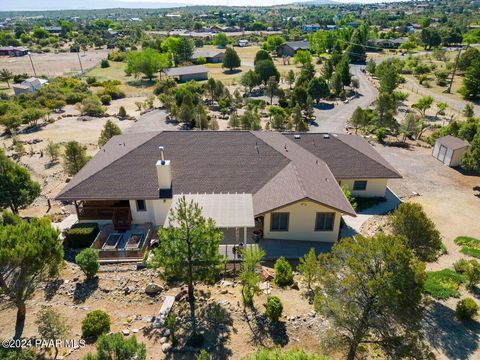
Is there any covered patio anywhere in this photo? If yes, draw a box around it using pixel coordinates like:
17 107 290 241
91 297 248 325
165 193 258 260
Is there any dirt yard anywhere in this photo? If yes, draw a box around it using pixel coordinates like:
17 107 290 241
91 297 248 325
0 50 111 77
0 262 334 360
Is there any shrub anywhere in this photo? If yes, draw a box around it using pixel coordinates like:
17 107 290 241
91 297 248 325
100 59 110 68
454 236 480 259
81 310 111 339
454 258 470 274
118 106 127 119
375 127 388 143
264 296 283 322
86 76 97 85
102 84 125 100
274 257 293 287
424 269 465 300
455 298 479 321
247 349 328 360
108 52 127 62
80 96 105 117
66 223 99 248
75 248 100 280
100 94 112 105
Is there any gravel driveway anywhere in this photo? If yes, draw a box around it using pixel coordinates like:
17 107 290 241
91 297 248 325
372 143 480 270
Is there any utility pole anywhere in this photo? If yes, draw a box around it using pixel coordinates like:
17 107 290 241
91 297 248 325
77 51 84 74
28 53 37 76
445 46 463 94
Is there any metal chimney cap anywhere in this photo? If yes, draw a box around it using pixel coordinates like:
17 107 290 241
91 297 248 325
159 146 165 151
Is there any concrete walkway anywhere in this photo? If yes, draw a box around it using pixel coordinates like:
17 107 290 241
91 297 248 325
341 187 402 238
52 214 78 238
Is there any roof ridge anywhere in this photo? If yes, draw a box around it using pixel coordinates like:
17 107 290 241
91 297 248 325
290 162 307 197
334 135 400 177
57 131 160 198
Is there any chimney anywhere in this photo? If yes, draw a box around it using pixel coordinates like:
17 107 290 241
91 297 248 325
156 146 172 190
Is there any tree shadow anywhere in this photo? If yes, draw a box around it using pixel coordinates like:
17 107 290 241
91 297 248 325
44 278 64 301
223 69 242 75
125 79 156 88
315 103 334 110
73 278 99 304
423 301 480 360
267 320 289 346
450 166 480 178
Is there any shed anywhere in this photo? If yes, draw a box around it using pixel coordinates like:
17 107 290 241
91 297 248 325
432 135 469 167
164 65 208 82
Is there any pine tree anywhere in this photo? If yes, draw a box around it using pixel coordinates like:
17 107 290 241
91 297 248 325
63 141 89 176
98 120 122 147
222 47 241 72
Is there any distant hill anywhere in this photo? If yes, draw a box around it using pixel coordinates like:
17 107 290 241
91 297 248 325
0 0 187 11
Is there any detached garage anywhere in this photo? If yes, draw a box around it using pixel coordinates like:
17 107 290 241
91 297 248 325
432 135 470 167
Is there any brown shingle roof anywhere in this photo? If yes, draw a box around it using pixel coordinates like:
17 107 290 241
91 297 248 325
284 133 402 179
56 131 358 215
436 135 470 150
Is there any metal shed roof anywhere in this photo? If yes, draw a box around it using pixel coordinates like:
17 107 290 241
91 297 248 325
164 193 255 228
164 65 208 77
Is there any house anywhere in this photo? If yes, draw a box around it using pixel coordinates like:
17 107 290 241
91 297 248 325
276 41 310 57
0 46 29 57
367 38 407 50
56 131 401 260
163 65 208 82
192 49 225 63
432 136 470 167
13 77 48 95
238 39 249 47
303 24 322 32
44 26 63 34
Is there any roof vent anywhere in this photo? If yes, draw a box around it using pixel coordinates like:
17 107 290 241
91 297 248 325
323 134 330 139
294 134 301 139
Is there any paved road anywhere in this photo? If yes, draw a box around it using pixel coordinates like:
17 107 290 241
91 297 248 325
124 109 179 134
310 64 378 133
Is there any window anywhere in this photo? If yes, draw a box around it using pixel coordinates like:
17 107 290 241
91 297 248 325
271 212 289 231
315 212 335 231
353 180 368 191
136 200 146 212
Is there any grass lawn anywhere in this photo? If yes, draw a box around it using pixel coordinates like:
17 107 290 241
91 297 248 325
454 236 480 259
424 269 465 300
83 61 156 96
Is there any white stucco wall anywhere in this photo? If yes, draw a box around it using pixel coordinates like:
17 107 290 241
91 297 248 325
449 147 468 167
263 200 341 243
129 199 172 226
338 178 388 197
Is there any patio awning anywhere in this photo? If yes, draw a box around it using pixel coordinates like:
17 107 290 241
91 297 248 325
164 193 255 228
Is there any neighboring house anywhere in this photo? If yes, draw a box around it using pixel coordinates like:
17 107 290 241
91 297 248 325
192 49 225 63
432 135 470 167
303 24 322 32
367 38 407 50
238 39 249 47
13 77 48 95
44 26 63 34
56 131 401 259
0 46 28 57
163 65 208 82
276 41 310 57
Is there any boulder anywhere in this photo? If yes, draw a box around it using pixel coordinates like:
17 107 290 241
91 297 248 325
122 329 130 336
261 267 274 282
161 343 172 353
145 283 163 296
